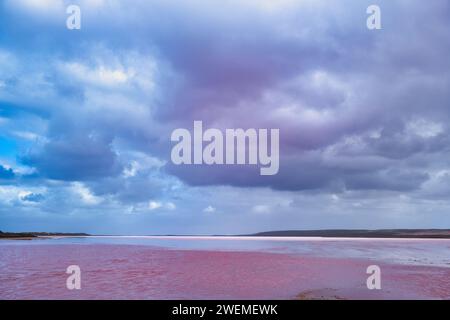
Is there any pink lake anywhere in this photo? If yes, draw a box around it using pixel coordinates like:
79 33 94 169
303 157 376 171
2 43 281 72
1 237 449 299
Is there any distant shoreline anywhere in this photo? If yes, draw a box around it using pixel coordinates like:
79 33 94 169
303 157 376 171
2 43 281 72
246 229 450 239
0 231 90 240
2 229 450 240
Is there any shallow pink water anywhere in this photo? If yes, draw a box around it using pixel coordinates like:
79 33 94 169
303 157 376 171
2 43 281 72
1 244 449 299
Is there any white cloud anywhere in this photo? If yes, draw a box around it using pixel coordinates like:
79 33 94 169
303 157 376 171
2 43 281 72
58 50 158 93
148 201 162 210
406 119 444 138
0 186 45 205
252 204 271 214
165 202 176 210
71 182 101 205
122 160 139 178
12 131 40 141
149 201 176 211
203 205 216 213
61 62 130 88
122 153 166 178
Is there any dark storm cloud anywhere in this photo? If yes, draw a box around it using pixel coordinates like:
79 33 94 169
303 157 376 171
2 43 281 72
2 0 450 196
21 135 122 181
86 171 171 204
159 0 450 191
2 0 450 233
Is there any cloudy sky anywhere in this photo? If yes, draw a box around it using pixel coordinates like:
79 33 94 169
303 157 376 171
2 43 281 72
1 0 450 234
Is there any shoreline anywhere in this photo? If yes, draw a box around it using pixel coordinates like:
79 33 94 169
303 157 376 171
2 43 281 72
4 235 450 242
3 229 450 241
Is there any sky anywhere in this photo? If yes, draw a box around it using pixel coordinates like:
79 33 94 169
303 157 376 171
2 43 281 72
1 0 450 235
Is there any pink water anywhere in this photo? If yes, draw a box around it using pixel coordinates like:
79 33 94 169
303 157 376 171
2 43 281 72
1 240 450 299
